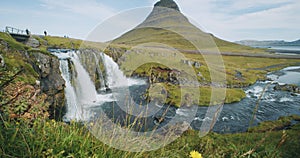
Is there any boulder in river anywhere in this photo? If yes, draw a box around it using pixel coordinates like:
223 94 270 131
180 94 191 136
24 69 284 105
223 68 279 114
274 83 300 94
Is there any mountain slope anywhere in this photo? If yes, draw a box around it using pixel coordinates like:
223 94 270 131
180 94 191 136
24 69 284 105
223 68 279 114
112 0 264 53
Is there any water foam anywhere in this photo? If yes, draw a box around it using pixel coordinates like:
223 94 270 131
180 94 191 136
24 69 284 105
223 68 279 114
279 97 294 102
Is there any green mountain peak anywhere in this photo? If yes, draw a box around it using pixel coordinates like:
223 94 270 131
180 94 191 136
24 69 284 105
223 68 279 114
112 0 261 53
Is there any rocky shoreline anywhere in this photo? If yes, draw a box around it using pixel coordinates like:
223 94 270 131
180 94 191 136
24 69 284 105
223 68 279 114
274 83 300 94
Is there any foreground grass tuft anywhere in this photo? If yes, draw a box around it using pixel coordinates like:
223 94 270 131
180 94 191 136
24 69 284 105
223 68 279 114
1 116 300 157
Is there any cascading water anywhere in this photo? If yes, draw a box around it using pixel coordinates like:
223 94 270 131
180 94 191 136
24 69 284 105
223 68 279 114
71 52 97 104
53 50 143 121
75 50 107 92
59 59 80 121
56 51 99 121
101 53 129 88
101 53 145 88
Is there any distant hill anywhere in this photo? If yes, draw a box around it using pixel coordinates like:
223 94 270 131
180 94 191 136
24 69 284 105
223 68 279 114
112 0 264 53
288 39 300 45
236 39 300 47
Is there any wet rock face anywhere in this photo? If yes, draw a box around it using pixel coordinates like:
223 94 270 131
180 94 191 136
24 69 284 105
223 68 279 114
76 49 107 91
31 53 65 92
105 47 126 62
30 52 66 119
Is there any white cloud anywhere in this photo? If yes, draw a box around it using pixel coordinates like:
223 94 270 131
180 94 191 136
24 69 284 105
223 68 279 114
229 2 300 29
229 0 292 9
40 0 116 19
173 0 300 41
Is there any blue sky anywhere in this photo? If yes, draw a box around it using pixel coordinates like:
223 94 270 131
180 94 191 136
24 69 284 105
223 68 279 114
0 0 299 42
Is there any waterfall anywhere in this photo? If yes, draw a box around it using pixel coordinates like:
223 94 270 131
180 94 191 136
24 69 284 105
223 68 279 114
59 59 81 121
101 53 144 88
71 52 97 104
52 49 144 121
57 51 98 121
100 53 129 88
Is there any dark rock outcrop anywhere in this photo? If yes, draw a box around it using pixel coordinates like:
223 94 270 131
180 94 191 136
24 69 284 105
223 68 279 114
154 0 180 11
105 47 126 62
181 59 201 68
29 52 66 120
25 37 40 48
274 83 300 94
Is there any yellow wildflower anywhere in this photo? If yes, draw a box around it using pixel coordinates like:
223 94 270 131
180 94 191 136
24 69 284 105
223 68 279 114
189 150 203 158
90 122 94 126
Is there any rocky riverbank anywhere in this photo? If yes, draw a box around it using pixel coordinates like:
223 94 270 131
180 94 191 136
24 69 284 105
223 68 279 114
274 83 300 94
0 32 65 120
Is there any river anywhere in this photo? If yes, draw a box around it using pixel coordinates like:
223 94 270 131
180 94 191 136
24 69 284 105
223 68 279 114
53 50 300 134
99 66 300 133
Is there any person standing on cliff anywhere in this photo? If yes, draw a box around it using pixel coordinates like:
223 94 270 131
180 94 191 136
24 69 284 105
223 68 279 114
26 29 30 35
44 31 47 36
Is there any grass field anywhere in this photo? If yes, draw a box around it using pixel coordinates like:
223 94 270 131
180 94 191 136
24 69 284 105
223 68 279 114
1 115 300 157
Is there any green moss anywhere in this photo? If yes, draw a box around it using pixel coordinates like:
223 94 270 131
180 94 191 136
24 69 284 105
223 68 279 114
44 36 83 49
248 115 300 132
225 88 246 103
19 62 39 84
157 84 245 107
28 48 53 56
0 32 26 50
0 33 42 87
